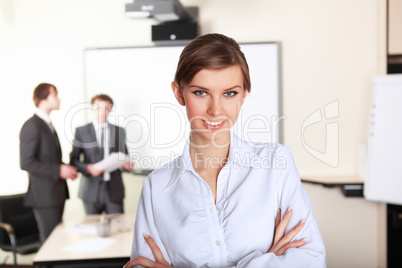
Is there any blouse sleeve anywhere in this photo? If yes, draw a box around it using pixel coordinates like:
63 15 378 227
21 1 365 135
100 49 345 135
130 177 172 264
235 147 326 268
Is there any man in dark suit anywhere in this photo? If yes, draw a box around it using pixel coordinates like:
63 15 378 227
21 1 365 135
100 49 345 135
19 83 78 242
70 94 132 214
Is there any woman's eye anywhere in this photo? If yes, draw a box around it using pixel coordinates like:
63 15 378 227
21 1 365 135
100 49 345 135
193 90 207 96
224 91 238 97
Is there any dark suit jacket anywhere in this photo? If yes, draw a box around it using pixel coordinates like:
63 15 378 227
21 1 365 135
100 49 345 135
69 123 128 203
19 114 69 207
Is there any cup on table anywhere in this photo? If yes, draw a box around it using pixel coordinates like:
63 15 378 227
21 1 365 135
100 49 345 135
96 218 111 237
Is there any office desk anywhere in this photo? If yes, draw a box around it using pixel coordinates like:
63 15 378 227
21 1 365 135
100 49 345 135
33 214 135 268
301 176 364 197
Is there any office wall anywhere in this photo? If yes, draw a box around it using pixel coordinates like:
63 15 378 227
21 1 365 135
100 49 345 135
0 0 385 267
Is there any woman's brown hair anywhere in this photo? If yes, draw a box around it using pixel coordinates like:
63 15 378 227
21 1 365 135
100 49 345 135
173 33 251 92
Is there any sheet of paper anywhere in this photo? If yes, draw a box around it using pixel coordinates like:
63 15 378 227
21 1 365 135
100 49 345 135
93 152 130 172
62 224 97 235
63 238 116 253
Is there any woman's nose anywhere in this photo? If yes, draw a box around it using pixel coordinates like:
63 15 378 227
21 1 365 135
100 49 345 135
207 97 222 117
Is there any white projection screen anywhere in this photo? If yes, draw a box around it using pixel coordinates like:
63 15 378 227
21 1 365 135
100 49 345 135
84 43 281 173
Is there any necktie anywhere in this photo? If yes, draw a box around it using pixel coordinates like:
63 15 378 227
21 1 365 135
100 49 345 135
99 126 105 160
48 122 55 133
49 122 61 156
100 126 110 181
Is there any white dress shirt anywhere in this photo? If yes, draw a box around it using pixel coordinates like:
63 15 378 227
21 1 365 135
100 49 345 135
35 108 54 132
131 133 326 267
92 121 110 181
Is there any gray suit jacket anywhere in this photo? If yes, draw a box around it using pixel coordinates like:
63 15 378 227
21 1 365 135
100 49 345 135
19 114 69 207
69 123 128 203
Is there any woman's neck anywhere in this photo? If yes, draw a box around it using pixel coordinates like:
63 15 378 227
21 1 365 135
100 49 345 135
189 131 230 204
189 132 230 171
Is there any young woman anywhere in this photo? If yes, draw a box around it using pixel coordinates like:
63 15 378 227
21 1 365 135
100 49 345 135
125 33 326 268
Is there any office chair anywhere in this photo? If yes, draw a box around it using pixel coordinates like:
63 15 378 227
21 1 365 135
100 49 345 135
0 193 41 268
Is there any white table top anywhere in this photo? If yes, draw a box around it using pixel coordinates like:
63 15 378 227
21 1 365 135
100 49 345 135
301 175 364 185
33 213 135 263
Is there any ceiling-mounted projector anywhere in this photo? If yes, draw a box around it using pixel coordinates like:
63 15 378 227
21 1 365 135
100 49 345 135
125 0 199 43
125 0 195 22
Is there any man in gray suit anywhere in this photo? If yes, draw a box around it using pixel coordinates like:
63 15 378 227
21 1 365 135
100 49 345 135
70 94 132 214
20 83 78 242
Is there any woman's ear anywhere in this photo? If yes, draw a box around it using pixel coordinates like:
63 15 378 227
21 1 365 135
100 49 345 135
241 89 248 105
171 82 185 106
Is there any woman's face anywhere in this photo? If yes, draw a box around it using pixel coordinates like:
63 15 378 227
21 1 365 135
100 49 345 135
172 65 247 145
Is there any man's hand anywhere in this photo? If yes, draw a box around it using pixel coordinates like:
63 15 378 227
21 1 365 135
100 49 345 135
122 161 134 171
60 164 78 180
86 164 104 177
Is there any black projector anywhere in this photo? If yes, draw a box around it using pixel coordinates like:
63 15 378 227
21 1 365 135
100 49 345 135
152 22 198 42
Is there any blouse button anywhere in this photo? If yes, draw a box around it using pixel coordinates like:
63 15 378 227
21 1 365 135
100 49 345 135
216 206 221 212
215 240 220 246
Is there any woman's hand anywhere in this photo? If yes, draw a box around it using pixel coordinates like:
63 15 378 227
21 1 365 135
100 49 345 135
268 207 307 256
124 233 172 268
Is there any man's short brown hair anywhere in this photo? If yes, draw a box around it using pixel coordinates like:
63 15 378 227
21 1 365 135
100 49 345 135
91 94 114 106
33 83 57 107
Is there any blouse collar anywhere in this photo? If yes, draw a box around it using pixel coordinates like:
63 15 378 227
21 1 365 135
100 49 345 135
163 131 259 191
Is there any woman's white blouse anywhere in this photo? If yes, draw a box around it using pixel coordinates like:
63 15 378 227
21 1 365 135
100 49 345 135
131 133 326 267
